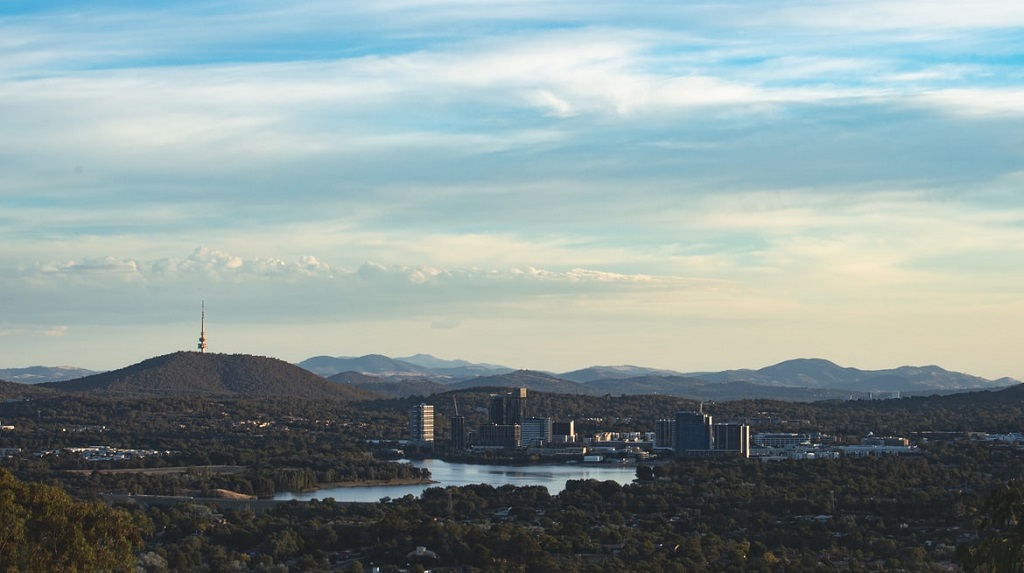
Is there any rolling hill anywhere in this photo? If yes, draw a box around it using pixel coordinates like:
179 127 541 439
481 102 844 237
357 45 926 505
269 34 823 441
327 371 448 398
299 353 513 380
396 354 515 378
38 352 379 400
559 365 684 383
0 379 56 401
17 352 1015 403
448 370 599 395
294 353 1017 398
297 354 432 378
685 358 1015 393
0 366 98 384
582 375 873 401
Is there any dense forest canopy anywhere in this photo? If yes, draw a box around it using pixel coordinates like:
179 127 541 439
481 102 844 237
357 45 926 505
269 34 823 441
3 384 1024 571
0 467 146 572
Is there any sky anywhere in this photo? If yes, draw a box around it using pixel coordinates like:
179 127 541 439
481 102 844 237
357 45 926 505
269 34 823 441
2 1 1024 379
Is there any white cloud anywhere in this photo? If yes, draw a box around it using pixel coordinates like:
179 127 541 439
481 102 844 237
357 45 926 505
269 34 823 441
708 0 1024 33
525 90 577 118
23 246 723 294
43 325 69 337
0 324 68 338
914 88 1024 117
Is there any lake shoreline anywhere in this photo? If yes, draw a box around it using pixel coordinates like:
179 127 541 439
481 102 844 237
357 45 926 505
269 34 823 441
300 476 437 491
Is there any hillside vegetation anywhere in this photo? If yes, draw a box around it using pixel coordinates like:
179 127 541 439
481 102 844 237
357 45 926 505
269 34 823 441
38 352 379 400
0 379 55 401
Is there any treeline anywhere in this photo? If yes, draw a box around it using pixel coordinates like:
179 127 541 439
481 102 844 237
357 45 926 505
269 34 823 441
127 439 1024 572
2 459 429 500
6 385 1024 571
0 394 423 498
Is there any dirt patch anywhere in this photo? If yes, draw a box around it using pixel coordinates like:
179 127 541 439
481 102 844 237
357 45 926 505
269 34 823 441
210 488 257 500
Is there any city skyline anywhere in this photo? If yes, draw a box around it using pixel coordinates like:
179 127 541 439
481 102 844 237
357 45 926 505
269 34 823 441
2 2 1024 379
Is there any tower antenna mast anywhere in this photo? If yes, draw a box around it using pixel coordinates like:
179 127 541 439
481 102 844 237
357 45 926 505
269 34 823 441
197 301 207 353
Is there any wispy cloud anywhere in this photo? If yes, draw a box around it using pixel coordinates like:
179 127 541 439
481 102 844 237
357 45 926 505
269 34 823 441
0 324 68 338
6 247 745 338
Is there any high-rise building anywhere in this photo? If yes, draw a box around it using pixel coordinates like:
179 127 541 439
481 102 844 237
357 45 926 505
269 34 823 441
668 410 749 457
521 417 551 446
674 410 713 453
450 415 466 450
551 420 576 443
712 423 750 457
487 395 505 425
475 424 521 448
409 403 434 443
654 419 675 449
509 387 527 424
488 388 527 425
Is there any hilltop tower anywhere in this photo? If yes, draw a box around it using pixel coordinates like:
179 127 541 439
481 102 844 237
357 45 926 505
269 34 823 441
197 301 208 353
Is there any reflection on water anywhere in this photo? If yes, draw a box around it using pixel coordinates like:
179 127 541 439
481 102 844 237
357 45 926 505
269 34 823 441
274 459 638 502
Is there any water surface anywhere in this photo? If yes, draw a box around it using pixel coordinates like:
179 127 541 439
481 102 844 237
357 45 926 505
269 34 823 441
274 459 638 502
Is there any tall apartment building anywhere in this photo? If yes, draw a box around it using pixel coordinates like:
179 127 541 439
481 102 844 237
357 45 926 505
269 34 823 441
673 410 750 457
674 410 714 453
712 423 750 457
476 424 521 448
654 419 675 449
450 415 466 450
551 420 576 443
488 388 527 425
521 417 552 446
409 403 434 443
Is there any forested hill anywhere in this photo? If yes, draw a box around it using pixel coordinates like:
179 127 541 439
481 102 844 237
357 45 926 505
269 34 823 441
37 352 379 400
0 378 55 401
328 371 448 399
449 370 600 395
724 383 1024 435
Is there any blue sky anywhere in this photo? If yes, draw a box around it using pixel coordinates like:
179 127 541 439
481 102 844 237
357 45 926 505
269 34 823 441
3 1 1024 378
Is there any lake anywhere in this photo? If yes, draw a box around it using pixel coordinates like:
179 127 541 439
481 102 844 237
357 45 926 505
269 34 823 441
273 459 640 503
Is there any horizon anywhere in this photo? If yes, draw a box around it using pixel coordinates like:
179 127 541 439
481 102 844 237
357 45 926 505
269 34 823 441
3 348 1019 384
3 2 1024 381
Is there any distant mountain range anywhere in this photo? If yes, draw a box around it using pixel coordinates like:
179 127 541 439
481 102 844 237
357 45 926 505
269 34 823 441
685 358 1020 392
2 353 1018 403
299 354 1020 401
559 365 683 383
297 354 514 381
0 365 99 384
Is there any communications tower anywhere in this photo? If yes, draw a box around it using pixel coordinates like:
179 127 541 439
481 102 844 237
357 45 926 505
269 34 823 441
197 301 208 353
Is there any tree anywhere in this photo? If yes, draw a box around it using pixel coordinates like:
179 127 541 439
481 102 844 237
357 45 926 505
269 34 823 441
0 468 147 572
958 480 1024 572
